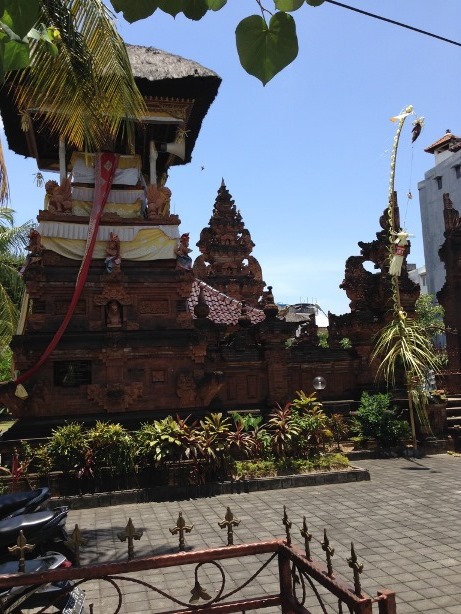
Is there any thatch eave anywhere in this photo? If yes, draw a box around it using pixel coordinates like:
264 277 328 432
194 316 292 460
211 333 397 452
0 44 221 173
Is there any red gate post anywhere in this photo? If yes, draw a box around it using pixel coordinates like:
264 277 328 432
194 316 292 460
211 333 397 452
278 547 295 614
377 589 397 614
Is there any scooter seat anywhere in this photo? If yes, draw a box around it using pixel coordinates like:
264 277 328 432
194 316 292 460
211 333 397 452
0 511 56 546
0 488 50 518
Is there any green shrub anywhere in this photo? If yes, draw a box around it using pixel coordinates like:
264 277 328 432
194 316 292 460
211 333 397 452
22 441 53 477
316 452 350 470
46 423 89 472
233 459 278 479
351 392 411 449
199 412 231 463
290 391 333 456
230 412 263 431
135 416 202 467
267 403 300 458
87 421 135 475
230 413 271 459
234 453 349 479
329 413 349 451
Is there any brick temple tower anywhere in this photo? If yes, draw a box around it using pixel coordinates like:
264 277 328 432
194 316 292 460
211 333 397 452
193 181 265 307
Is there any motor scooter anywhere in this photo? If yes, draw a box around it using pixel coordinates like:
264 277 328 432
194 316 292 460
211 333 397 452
0 508 74 562
0 551 85 614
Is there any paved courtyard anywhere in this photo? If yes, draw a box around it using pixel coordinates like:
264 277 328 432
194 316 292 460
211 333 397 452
67 454 461 614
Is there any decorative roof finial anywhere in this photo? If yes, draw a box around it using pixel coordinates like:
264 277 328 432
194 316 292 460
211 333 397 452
263 285 279 319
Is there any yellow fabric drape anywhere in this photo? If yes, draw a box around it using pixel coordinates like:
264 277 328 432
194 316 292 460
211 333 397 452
41 229 176 261
72 199 142 218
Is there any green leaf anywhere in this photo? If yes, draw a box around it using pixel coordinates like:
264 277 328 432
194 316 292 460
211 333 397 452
0 19 20 42
26 27 41 41
157 0 183 17
236 12 298 85
206 0 227 10
44 40 58 57
305 0 325 5
183 0 209 20
110 0 158 23
27 23 58 56
275 0 304 11
1 0 39 39
3 38 29 71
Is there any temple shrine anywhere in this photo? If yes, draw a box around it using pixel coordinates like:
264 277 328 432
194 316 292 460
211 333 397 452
194 181 265 308
0 45 422 425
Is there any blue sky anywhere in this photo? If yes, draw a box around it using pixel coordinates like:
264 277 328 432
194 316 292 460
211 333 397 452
3 0 460 321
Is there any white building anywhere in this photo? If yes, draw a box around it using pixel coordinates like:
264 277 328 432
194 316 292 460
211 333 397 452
418 129 461 298
407 264 428 295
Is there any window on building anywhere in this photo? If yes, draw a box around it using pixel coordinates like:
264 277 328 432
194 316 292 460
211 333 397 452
54 361 91 387
435 176 443 189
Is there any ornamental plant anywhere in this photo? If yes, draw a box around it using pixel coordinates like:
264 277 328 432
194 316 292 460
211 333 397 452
371 107 440 448
290 391 333 455
328 413 350 452
231 412 271 459
351 392 410 449
135 415 203 467
267 402 300 458
86 421 135 476
46 422 89 473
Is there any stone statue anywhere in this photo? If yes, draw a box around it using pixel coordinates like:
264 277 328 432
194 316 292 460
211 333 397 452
146 183 171 218
45 178 72 213
175 233 193 270
105 232 121 273
27 229 44 257
21 228 44 272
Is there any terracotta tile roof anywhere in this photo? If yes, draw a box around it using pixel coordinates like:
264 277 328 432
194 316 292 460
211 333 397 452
188 280 265 325
425 131 460 153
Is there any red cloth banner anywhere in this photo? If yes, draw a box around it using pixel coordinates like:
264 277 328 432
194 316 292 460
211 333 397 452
16 152 120 385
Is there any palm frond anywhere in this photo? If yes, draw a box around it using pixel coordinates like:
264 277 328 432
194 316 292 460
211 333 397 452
0 210 32 256
371 311 440 387
11 0 146 151
0 258 25 308
0 283 19 347
0 139 10 205
0 210 28 346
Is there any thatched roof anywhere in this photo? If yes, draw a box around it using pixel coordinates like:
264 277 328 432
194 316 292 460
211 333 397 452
126 44 219 81
0 44 221 174
125 45 221 171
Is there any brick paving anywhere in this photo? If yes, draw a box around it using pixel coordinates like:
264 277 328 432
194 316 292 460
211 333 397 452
67 455 461 613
